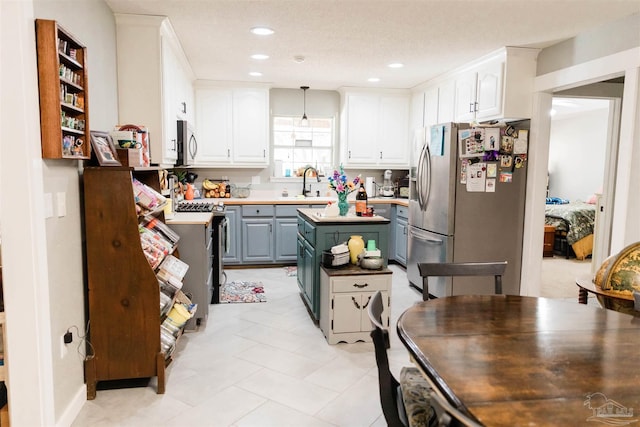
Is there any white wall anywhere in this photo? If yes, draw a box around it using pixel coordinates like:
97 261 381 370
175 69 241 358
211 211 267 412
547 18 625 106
0 0 117 423
548 107 609 201
537 13 640 75
521 14 640 296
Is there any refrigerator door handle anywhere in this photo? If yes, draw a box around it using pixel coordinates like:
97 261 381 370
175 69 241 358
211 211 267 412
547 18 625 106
423 145 432 211
416 143 427 209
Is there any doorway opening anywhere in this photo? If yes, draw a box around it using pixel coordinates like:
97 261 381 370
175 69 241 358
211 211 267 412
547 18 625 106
540 89 621 298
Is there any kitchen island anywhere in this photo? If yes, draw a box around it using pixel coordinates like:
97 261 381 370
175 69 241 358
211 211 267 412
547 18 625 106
296 208 390 321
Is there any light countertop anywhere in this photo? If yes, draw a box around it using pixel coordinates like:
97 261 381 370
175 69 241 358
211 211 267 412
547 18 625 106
166 212 215 225
298 208 390 224
211 196 408 207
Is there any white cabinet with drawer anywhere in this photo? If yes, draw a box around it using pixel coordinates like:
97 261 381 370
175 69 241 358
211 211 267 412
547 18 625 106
320 266 392 344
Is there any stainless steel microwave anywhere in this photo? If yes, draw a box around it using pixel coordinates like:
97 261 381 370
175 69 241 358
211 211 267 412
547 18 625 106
176 120 197 166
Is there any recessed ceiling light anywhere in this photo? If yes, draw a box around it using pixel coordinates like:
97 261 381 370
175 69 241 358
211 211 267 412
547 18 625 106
250 27 274 36
388 63 404 69
249 72 263 77
368 77 380 83
251 54 269 60
293 55 305 64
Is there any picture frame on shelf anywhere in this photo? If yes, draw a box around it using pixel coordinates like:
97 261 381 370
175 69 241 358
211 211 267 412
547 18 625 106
90 131 121 166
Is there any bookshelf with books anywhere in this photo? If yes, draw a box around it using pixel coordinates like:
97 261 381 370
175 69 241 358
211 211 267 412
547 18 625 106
83 167 193 399
35 19 91 160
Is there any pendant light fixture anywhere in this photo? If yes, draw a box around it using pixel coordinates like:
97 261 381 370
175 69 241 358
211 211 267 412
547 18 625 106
300 86 309 126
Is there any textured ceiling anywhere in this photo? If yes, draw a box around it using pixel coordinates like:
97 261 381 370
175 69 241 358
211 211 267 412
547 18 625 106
104 0 640 90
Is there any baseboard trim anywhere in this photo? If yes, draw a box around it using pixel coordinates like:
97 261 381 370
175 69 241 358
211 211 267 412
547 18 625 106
56 384 86 427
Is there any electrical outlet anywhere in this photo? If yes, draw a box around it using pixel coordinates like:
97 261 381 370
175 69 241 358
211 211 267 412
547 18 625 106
60 335 68 358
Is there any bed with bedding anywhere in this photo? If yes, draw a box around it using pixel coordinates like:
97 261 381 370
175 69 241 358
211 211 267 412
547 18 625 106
544 201 596 260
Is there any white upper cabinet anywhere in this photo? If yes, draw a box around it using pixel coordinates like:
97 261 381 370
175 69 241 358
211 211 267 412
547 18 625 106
410 91 425 130
437 81 455 124
453 47 538 123
423 86 438 130
195 88 232 164
341 90 410 168
194 85 269 167
454 59 503 122
115 14 194 167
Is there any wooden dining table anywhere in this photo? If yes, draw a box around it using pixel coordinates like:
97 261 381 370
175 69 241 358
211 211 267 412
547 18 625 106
397 295 640 426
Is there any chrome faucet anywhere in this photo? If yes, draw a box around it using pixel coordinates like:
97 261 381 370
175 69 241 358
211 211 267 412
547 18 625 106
302 166 320 197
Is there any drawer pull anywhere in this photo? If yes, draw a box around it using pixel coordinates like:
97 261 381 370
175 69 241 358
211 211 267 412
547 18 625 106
352 296 360 309
353 283 368 289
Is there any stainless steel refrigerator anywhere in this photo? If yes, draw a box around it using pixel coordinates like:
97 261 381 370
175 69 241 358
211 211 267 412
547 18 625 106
407 122 528 297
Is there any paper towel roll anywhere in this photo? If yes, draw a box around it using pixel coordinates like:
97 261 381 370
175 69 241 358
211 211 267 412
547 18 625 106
365 177 375 196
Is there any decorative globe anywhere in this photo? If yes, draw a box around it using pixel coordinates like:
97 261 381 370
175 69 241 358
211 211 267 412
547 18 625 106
594 241 640 295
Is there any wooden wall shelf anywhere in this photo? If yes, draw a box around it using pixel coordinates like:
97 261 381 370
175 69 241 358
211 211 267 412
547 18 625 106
35 19 91 160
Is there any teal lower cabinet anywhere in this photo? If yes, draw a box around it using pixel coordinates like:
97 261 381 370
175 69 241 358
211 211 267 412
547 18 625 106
394 205 408 267
296 208 390 321
223 206 241 264
241 205 275 263
275 205 303 262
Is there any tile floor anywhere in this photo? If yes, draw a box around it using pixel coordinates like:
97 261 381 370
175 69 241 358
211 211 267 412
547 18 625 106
72 261 584 426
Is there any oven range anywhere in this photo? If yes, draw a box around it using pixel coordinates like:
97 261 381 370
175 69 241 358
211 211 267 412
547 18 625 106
175 199 225 213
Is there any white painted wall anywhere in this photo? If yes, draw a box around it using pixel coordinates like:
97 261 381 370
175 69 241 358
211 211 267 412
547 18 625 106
548 107 609 201
31 0 119 423
523 18 640 296
0 0 119 425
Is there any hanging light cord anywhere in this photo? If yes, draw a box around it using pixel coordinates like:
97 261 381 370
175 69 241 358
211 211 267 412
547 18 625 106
301 86 309 122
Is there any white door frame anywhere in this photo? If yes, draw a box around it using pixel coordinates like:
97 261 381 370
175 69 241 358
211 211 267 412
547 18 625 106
520 47 640 296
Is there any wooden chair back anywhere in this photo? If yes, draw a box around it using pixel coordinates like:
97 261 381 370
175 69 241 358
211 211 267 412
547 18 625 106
368 291 405 427
418 262 507 301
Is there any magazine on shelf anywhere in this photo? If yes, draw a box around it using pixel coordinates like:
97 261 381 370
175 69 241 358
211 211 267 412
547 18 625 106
156 254 189 289
141 217 180 247
132 178 167 213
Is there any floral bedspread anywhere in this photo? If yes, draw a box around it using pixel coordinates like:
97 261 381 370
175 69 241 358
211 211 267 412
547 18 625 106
544 202 596 245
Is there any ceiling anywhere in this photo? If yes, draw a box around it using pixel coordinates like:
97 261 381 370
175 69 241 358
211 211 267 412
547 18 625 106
104 0 640 91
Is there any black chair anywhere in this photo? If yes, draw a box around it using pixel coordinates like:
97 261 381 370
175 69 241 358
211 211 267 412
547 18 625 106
429 391 483 427
368 290 435 427
417 262 507 301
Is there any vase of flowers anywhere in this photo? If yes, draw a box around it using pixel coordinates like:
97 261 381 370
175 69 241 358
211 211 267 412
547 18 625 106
328 165 360 216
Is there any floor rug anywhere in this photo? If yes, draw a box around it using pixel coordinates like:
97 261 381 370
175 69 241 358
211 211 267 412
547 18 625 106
284 266 297 277
220 281 266 303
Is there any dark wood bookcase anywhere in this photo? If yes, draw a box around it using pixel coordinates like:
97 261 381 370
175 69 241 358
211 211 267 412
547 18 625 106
83 167 173 399
35 19 90 159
